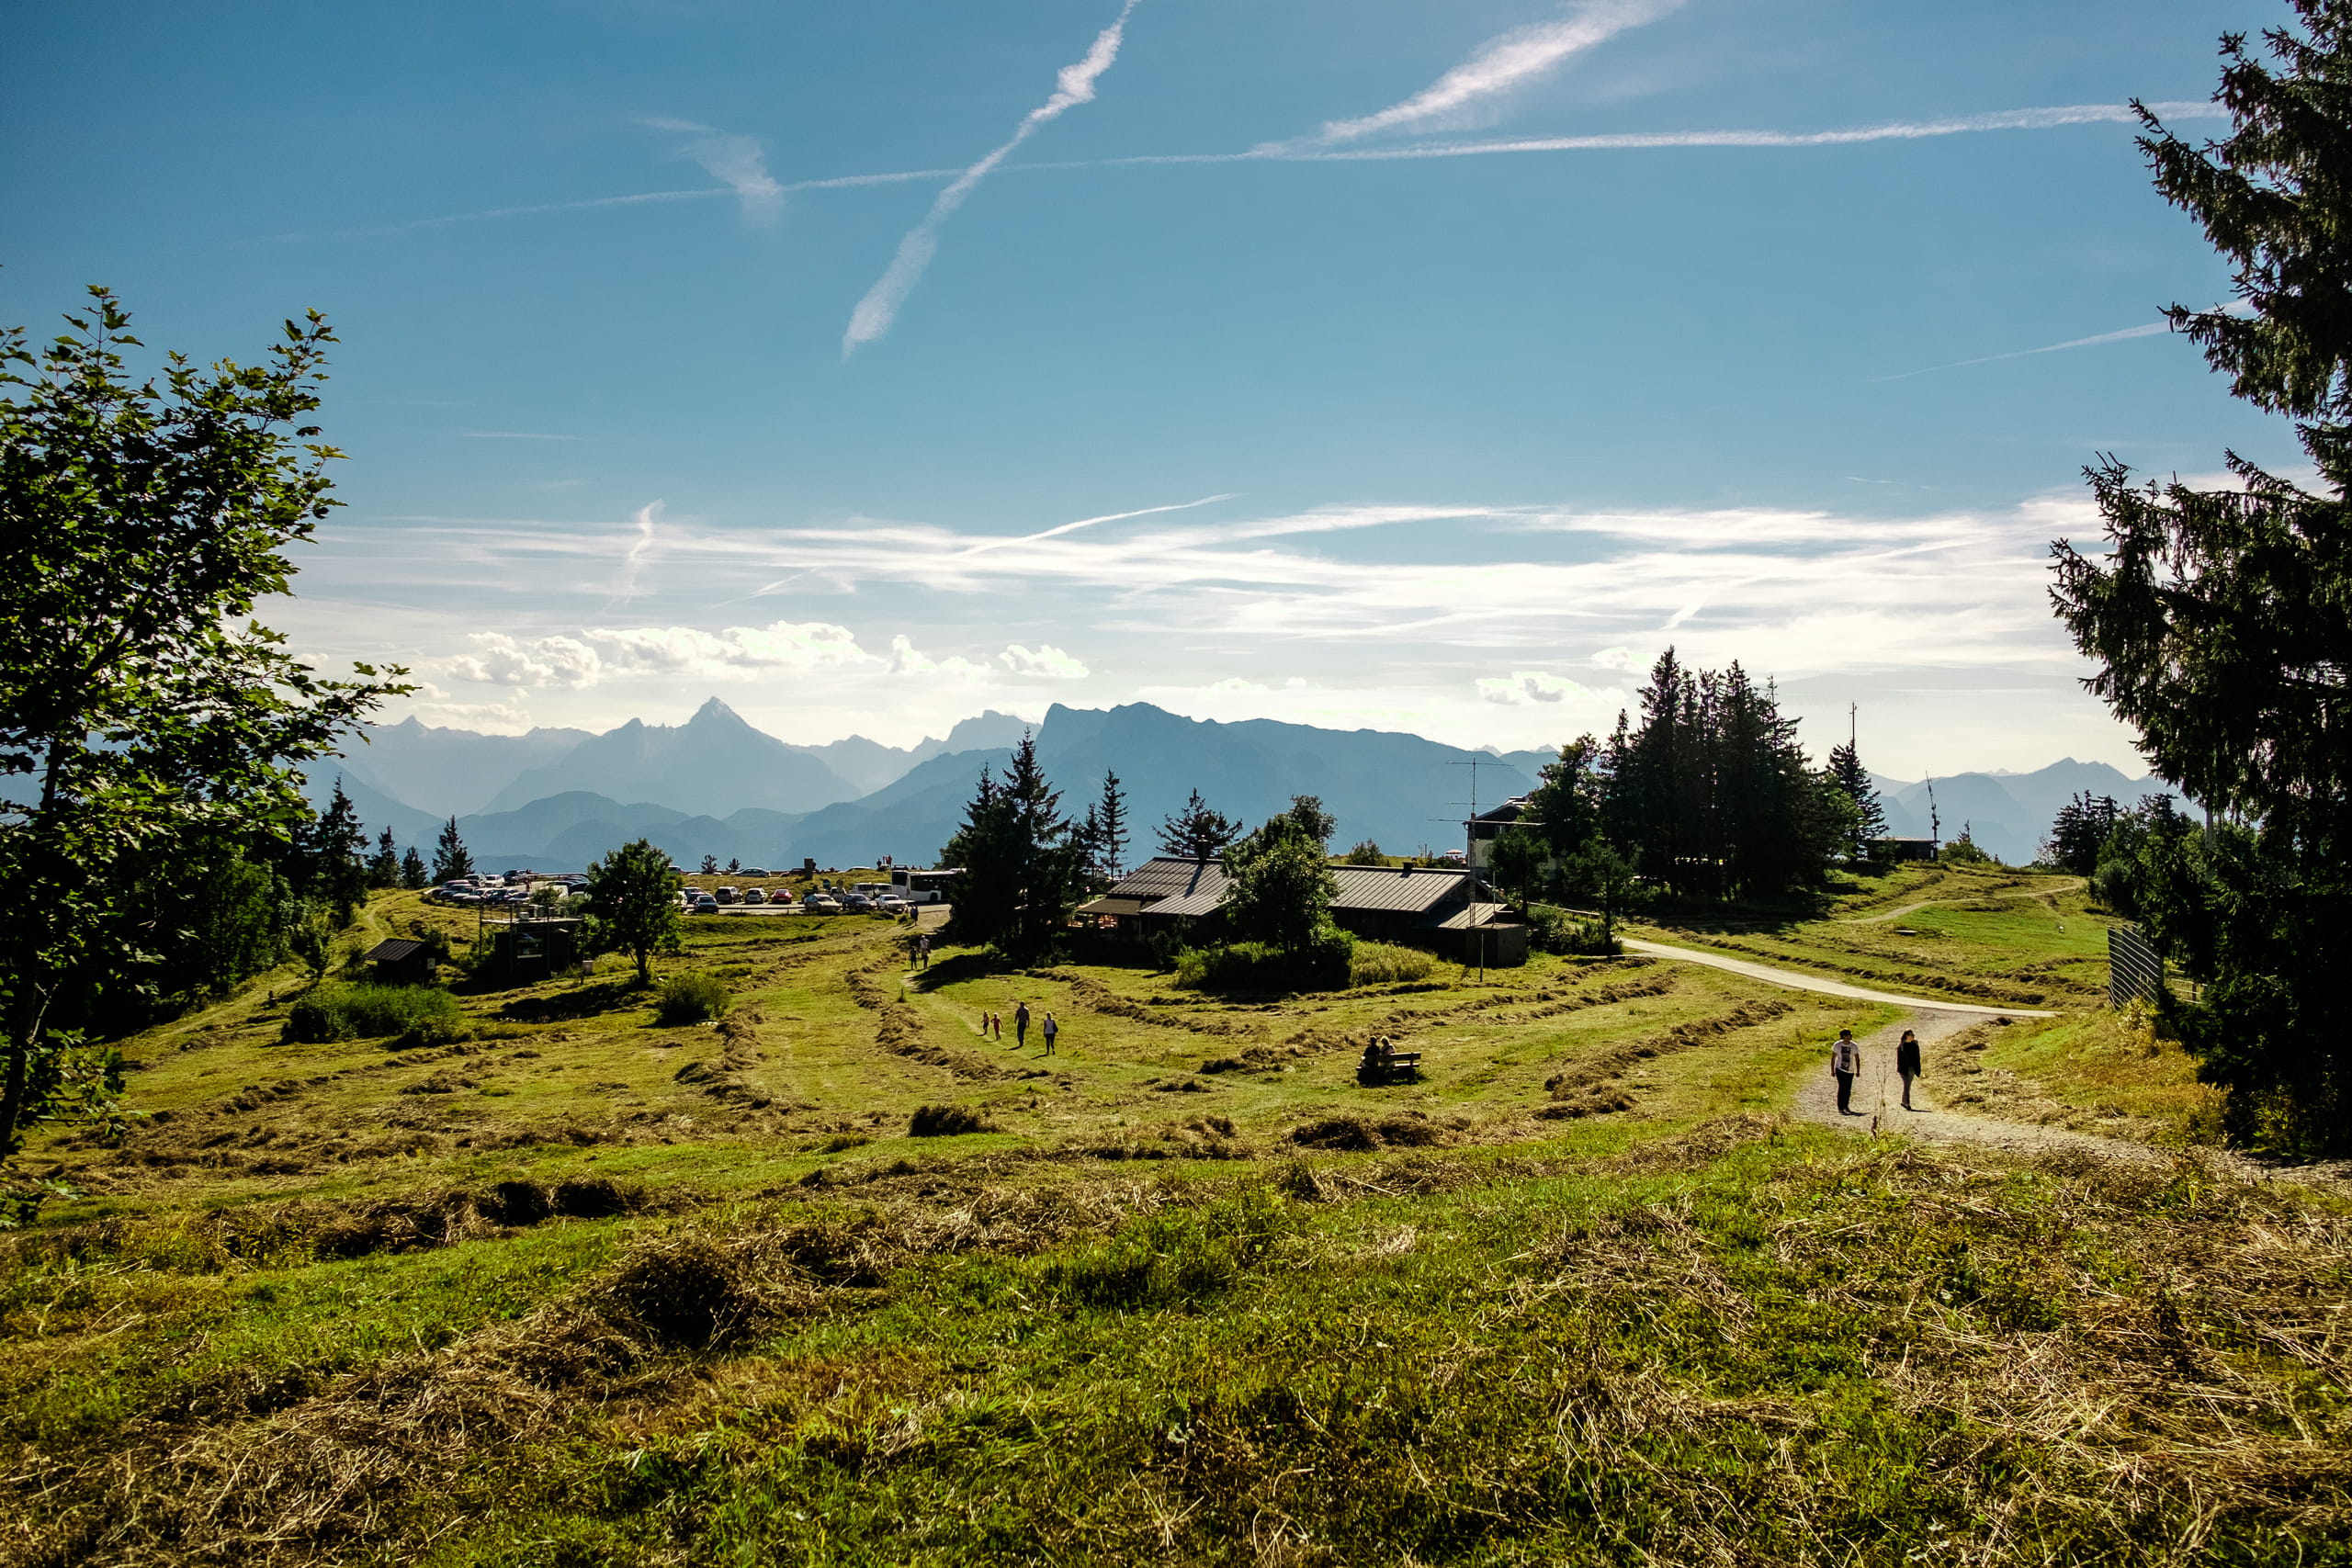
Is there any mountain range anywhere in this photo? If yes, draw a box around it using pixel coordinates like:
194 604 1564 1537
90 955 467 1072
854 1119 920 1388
300 700 2168 874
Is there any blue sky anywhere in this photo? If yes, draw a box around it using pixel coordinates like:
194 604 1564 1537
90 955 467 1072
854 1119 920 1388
0 0 2298 776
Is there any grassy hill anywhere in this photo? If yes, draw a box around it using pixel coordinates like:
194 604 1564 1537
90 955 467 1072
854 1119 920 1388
2 872 2343 1566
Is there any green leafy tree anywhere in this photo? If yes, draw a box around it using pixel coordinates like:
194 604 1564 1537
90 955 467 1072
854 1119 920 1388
1220 817 1339 958
366 826 401 889
1562 839 1639 947
2050 7 2352 1151
582 838 682 985
431 816 472 884
0 289 401 1156
1486 825 1547 909
1155 788 1241 860
1521 737 1605 861
398 846 428 890
1342 840 1386 865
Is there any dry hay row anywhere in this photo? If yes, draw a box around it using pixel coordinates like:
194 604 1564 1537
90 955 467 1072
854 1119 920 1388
1029 968 1271 1040
1671 934 2056 1007
7 1184 1178 1568
671 1010 806 1111
1277 962 1670 1061
1540 998 1796 1119
846 954 1017 1082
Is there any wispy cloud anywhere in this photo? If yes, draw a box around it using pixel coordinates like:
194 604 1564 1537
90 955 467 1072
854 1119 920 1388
842 0 1140 357
1298 0 1685 148
955 492 1236 558
616 502 662 601
643 117 786 228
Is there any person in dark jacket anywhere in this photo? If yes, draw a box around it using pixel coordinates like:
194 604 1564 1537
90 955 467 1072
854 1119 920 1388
1895 1028 1923 1111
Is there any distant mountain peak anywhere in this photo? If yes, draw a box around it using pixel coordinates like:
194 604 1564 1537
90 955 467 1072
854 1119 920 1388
690 696 746 727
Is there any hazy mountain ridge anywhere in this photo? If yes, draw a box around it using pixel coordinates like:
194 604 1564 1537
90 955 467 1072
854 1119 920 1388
309 704 2168 873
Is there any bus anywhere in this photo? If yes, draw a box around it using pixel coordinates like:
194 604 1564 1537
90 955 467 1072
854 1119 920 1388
890 866 962 905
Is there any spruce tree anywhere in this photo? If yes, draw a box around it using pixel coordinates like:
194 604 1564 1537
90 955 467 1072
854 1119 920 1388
300 782 369 923
1826 739 1889 858
939 734 1088 962
431 816 473 884
1093 770 1129 880
2051 3 2352 1152
399 846 428 890
1155 788 1242 860
366 827 401 889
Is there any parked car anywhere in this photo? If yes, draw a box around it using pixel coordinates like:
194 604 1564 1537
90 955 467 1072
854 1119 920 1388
715 886 739 905
743 887 767 906
840 892 873 912
876 894 910 915
692 893 719 914
741 867 769 877
801 892 841 914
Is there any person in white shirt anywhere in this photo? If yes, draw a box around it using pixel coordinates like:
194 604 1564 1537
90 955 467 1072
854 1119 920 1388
1830 1029 1864 1116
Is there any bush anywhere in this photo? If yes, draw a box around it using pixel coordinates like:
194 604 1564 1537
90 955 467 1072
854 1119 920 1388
1348 942 1438 986
1173 927 1354 993
1528 905 1622 956
655 972 730 1024
283 984 461 1043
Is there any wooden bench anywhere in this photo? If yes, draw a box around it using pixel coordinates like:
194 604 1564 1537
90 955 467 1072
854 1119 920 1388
1357 1049 1423 1087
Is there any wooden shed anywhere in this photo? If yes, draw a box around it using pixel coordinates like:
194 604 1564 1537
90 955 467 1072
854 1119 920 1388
363 938 437 986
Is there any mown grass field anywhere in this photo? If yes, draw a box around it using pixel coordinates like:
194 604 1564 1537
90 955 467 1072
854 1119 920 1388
2 876 2343 1566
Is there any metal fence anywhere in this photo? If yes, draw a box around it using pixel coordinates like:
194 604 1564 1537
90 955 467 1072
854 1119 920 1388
2109 924 2165 1010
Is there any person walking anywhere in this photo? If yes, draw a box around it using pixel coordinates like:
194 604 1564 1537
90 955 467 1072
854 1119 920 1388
1014 1001 1031 1049
917 932 931 970
1041 1011 1058 1055
1895 1028 1924 1111
1830 1029 1863 1116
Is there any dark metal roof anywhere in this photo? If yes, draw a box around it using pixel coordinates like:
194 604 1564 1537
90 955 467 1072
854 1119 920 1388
1329 863 1476 913
1107 858 1230 900
1075 896 1153 918
366 939 428 963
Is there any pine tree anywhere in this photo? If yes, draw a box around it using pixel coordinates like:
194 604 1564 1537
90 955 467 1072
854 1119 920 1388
2043 791 2122 874
1156 788 1242 859
1093 771 1129 881
939 734 1088 962
2050 5 2352 1152
299 783 369 923
1826 739 1889 859
366 827 401 889
399 846 428 889
431 815 473 884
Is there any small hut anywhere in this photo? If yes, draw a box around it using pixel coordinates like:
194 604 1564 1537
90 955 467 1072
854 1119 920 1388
364 938 436 986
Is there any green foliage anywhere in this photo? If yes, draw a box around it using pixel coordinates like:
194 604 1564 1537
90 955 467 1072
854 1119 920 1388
282 983 459 1043
286 901 336 983
1174 930 1354 992
0 288 404 1154
1347 941 1438 985
1154 787 1241 860
1038 1187 1293 1309
1939 835 1996 866
1824 739 1888 857
1079 770 1129 884
654 972 729 1025
365 827 401 890
1341 839 1386 865
1559 837 1639 943
2046 14 2352 1155
939 733 1090 964
431 816 472 885
292 782 368 924
1521 735 1605 859
2044 791 2122 874
1485 823 1546 908
1601 649 1846 899
582 839 682 986
1528 903 1623 956
1220 816 1337 955
399 846 428 890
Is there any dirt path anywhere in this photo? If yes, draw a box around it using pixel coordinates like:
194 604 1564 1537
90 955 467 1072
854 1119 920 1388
1786 1009 2161 1160
1835 877 2086 924
1623 938 2057 1019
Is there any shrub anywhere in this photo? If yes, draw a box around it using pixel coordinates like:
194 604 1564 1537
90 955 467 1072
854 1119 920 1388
1528 904 1622 957
1173 927 1355 993
655 971 729 1025
1348 942 1438 986
283 984 461 1043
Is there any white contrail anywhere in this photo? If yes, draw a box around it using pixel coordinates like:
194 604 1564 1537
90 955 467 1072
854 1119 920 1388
1871 322 2169 382
842 0 1140 357
1304 0 1685 147
643 117 786 227
617 502 662 600
957 493 1236 558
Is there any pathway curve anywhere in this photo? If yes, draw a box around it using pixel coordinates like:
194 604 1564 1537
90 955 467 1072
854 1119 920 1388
1834 877 2086 925
1622 938 2058 1018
